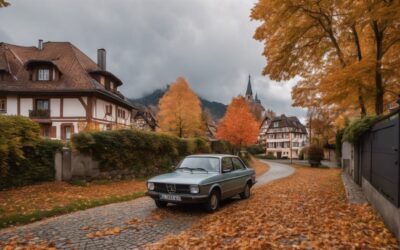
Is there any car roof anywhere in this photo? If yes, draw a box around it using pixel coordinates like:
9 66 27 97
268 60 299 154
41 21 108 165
186 154 239 159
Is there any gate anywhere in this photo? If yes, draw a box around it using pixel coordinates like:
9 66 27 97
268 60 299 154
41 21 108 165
360 111 399 206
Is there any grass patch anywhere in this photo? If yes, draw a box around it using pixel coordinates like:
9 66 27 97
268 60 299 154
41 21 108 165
0 191 145 229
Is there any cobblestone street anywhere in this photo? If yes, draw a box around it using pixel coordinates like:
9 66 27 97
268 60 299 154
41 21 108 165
0 162 292 249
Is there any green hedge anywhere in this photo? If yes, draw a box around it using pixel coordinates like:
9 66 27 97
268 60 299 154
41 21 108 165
71 130 211 176
342 116 379 144
0 116 63 189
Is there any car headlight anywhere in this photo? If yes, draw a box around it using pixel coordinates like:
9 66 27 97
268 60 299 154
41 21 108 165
190 185 199 194
147 182 155 191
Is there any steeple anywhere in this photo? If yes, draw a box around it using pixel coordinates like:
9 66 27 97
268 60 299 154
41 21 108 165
245 75 253 100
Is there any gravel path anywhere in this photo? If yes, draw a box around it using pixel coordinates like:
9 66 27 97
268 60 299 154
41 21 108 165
0 161 295 249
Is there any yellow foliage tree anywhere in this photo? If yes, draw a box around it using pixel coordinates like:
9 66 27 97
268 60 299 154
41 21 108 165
157 77 203 138
251 0 400 116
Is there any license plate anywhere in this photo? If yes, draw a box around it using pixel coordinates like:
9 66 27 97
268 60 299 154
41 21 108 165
160 194 182 201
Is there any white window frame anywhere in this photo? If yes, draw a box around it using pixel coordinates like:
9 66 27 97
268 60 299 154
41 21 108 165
38 69 50 81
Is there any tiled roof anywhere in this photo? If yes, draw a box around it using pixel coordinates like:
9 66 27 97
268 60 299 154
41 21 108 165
0 41 132 108
268 114 307 133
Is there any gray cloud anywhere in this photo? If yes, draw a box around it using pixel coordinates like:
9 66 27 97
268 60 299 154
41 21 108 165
0 0 306 120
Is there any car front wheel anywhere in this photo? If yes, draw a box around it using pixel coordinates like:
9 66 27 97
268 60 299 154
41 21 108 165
205 190 220 213
155 200 167 208
240 183 251 199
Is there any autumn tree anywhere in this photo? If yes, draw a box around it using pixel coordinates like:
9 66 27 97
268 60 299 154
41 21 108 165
217 96 259 150
251 0 400 116
0 0 9 7
157 77 203 138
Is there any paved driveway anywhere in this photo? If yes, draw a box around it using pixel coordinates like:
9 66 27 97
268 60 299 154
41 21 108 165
0 162 294 250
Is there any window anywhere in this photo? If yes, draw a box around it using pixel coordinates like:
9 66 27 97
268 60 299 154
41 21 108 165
41 125 51 138
105 104 112 115
117 109 126 119
178 157 220 172
0 98 6 113
232 158 245 170
35 99 49 110
273 122 279 128
62 125 74 140
221 157 233 172
38 69 50 81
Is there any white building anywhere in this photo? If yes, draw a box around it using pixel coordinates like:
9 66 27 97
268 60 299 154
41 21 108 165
265 115 308 159
0 40 135 140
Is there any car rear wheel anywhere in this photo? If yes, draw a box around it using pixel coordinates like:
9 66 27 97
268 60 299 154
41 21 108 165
240 183 251 199
205 190 220 213
155 200 167 208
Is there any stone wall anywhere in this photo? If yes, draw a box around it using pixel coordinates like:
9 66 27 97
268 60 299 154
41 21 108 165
55 148 135 181
362 177 400 241
341 142 360 183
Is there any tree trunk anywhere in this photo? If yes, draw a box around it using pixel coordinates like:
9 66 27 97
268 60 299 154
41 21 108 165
372 21 385 115
351 25 367 117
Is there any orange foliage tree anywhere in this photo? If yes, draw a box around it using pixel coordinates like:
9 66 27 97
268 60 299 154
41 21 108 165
217 96 259 150
157 77 203 138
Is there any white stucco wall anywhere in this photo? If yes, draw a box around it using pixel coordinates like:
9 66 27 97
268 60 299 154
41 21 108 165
63 98 86 117
6 96 18 115
94 98 115 121
51 98 61 117
20 98 32 117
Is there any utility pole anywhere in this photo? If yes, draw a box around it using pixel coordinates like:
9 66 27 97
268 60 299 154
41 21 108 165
290 129 293 164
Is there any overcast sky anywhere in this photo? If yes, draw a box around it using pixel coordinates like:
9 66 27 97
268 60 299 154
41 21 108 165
0 0 306 120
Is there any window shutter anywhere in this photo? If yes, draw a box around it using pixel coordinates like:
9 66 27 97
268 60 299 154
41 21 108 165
51 126 57 138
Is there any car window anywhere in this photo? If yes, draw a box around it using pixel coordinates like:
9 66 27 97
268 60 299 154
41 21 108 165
222 157 233 172
178 157 220 172
232 157 245 170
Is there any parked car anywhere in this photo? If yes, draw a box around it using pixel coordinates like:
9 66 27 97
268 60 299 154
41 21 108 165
146 154 256 212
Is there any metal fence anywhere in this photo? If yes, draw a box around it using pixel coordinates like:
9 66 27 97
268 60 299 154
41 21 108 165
360 110 399 207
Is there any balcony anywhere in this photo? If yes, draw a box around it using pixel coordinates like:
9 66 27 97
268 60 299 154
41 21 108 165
29 109 50 119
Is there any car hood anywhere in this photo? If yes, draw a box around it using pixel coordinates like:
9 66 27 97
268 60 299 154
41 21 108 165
148 171 219 185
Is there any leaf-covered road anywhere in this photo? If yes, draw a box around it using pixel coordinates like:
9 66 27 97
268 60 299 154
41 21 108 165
0 160 275 249
148 166 399 249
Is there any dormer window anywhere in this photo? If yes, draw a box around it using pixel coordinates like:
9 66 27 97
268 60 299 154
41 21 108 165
38 69 50 81
25 60 61 82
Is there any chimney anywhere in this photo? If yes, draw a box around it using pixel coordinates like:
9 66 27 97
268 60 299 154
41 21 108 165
38 39 43 50
97 48 106 70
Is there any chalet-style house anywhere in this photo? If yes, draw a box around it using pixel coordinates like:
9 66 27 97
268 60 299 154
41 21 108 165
0 40 135 140
132 107 157 131
258 113 273 149
265 114 308 159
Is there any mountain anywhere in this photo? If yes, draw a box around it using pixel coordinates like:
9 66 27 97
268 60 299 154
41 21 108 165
130 87 227 120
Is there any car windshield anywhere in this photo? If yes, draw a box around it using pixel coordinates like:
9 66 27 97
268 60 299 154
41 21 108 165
177 157 220 172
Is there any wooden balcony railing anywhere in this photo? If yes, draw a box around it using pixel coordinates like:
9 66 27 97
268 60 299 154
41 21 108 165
29 109 50 118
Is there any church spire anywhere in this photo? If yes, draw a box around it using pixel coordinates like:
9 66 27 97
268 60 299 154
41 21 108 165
246 75 253 98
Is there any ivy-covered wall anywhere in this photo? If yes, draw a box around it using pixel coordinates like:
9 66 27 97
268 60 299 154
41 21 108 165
71 130 214 177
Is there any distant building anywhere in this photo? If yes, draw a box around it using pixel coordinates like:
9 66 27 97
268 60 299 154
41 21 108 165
131 107 157 131
265 114 308 159
244 75 265 121
258 112 273 149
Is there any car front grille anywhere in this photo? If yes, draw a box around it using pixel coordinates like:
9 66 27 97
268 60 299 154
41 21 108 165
154 183 191 194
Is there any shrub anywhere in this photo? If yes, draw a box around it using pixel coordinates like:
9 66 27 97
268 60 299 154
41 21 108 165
306 145 324 167
298 148 305 160
210 140 233 154
0 116 63 189
335 129 344 158
342 116 379 144
71 129 211 177
246 144 265 155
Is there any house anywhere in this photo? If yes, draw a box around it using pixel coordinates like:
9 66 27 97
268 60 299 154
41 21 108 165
0 40 134 140
132 107 157 131
265 114 308 159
